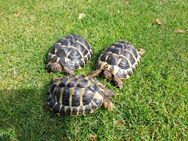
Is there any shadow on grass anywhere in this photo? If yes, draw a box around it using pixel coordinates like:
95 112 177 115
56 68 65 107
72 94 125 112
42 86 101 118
0 85 75 141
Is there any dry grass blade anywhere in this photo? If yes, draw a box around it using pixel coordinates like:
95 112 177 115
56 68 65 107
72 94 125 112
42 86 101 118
176 29 186 33
78 13 86 20
155 18 162 25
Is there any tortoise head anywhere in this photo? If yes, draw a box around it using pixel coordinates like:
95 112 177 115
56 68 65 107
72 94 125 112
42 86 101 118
46 62 63 73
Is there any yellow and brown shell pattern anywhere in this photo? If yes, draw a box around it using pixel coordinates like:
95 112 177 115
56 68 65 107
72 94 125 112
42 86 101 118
47 76 105 116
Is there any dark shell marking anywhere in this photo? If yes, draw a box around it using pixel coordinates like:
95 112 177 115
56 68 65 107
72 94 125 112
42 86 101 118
97 41 142 79
47 34 93 70
47 76 104 116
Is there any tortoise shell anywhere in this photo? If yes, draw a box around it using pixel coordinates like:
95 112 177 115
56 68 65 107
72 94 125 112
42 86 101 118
47 76 113 116
97 41 143 79
47 34 93 72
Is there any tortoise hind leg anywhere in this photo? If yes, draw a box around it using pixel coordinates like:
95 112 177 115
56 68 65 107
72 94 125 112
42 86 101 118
114 75 123 89
63 66 75 75
46 62 63 73
103 97 114 111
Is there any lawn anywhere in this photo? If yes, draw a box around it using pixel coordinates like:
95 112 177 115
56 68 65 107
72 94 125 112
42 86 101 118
0 0 187 140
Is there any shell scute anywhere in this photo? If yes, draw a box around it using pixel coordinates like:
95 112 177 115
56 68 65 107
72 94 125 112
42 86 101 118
59 78 69 86
62 87 70 106
100 52 109 62
53 104 60 113
68 49 82 60
118 57 130 70
90 84 99 93
65 107 71 115
82 88 94 106
78 106 84 115
59 38 70 46
75 42 86 54
125 45 138 58
79 60 85 68
67 80 77 87
122 50 136 65
106 54 119 65
72 107 78 115
77 79 88 88
93 98 102 107
113 46 123 54
47 76 113 116
72 87 80 107
49 98 55 109
60 107 66 116
90 102 98 112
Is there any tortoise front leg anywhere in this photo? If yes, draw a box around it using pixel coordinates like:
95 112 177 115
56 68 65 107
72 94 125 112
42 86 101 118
104 69 113 80
89 69 102 78
63 66 75 75
103 97 114 111
114 75 123 89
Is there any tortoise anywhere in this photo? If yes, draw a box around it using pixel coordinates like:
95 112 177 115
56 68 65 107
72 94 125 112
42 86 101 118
46 34 93 75
46 75 115 116
90 41 145 89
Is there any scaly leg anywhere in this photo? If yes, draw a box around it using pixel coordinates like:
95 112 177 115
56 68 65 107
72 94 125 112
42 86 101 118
46 62 63 73
103 97 114 111
114 75 123 89
104 69 113 80
89 69 102 78
63 66 75 75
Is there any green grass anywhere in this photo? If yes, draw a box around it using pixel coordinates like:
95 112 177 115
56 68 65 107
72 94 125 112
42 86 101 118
0 0 188 140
